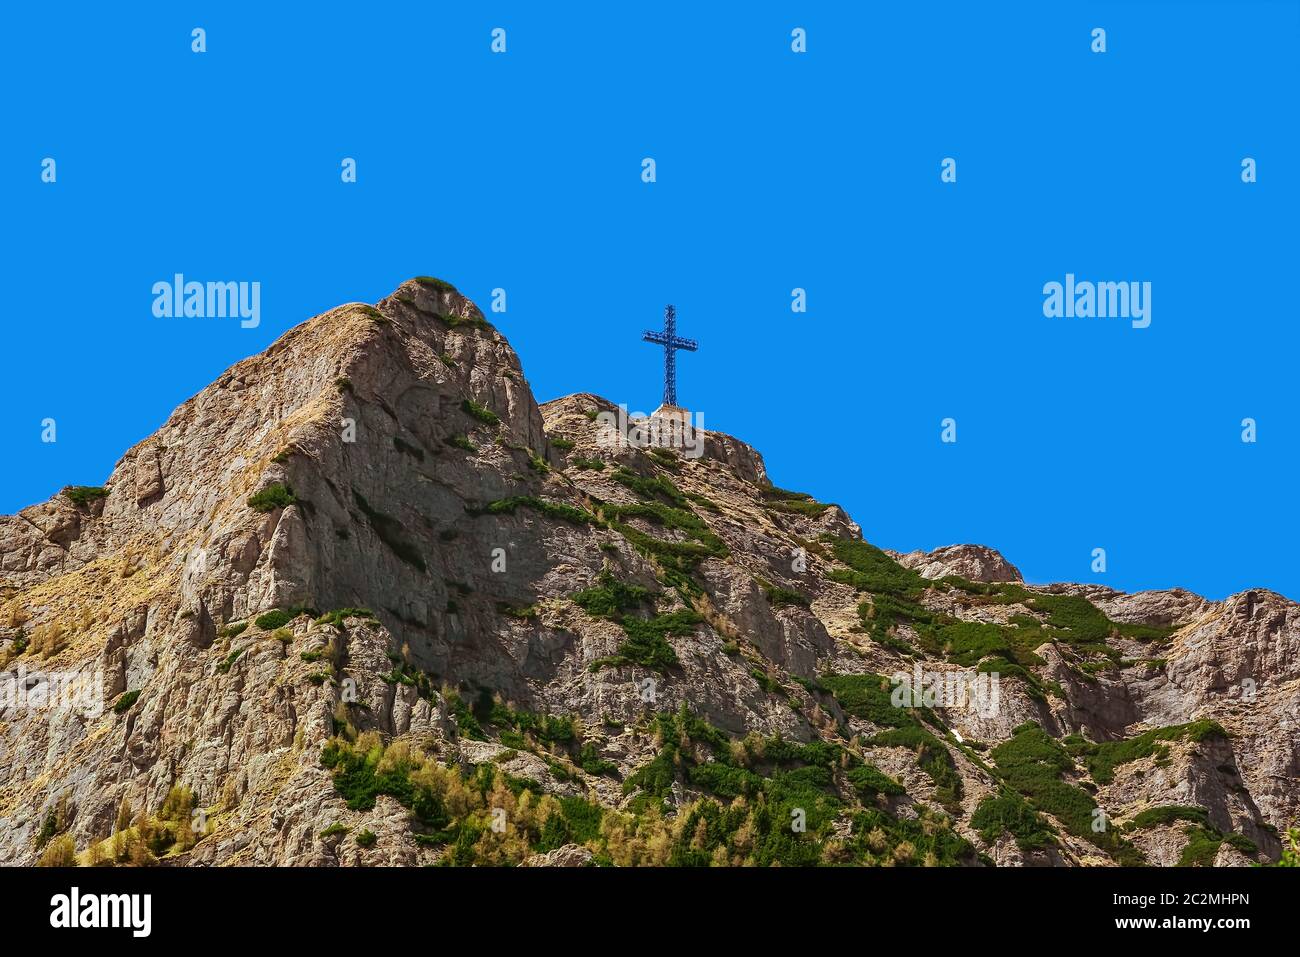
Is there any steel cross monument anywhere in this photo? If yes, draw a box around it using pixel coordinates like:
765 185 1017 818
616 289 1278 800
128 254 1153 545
642 305 698 408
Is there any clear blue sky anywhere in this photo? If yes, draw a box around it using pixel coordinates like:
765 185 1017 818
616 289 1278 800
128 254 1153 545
1 2 1296 600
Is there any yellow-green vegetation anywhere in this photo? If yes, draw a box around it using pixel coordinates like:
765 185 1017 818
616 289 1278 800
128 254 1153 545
37 833 78 866
1274 828 1300 866
319 707 975 867
217 648 244 674
79 789 201 867
762 583 811 609
255 607 312 630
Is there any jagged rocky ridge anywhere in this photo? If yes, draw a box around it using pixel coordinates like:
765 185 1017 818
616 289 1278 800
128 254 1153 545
0 277 1296 867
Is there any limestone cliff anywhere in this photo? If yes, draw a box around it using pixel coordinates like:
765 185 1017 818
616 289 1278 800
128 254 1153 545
0 279 1294 867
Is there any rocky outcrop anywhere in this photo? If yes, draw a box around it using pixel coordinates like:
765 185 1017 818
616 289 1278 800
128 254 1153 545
895 545 1022 583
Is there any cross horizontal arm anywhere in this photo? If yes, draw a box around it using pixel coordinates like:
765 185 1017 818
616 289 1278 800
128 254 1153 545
642 331 699 351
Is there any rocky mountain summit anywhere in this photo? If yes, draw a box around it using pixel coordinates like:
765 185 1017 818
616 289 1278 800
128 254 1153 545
1 278 1296 868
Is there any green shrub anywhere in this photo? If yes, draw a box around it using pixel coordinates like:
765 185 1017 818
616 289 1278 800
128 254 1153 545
761 486 832 517
827 538 927 599
1078 720 1229 784
248 484 297 513
971 792 1054 850
867 725 963 812
219 621 248 639
988 723 1143 864
355 829 377 848
217 648 244 674
315 608 376 629
414 276 456 292
578 742 618 777
113 690 141 715
551 438 576 452
823 673 918 729
610 610 699 671
63 486 108 506
647 448 680 471
461 398 500 426
320 822 349 838
445 434 477 453
571 570 652 619
846 762 905 799
477 496 595 525
255 608 303 630
763 585 810 609
1128 805 1210 830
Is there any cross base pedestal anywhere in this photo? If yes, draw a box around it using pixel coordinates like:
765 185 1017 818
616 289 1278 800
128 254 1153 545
651 404 691 422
